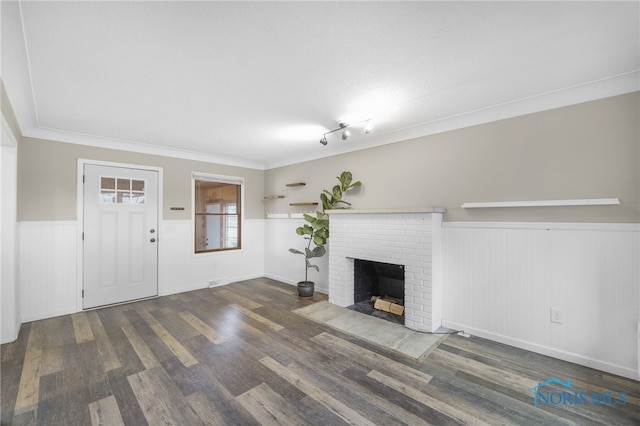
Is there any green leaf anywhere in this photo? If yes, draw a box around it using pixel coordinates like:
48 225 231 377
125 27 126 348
289 248 304 255
315 229 328 239
339 171 353 189
320 196 330 211
295 227 304 235
305 245 326 258
312 246 326 257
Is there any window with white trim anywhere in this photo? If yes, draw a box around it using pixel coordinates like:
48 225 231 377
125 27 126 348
193 173 242 253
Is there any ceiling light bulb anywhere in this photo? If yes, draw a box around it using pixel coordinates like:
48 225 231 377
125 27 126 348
342 129 350 140
320 136 328 146
364 121 373 134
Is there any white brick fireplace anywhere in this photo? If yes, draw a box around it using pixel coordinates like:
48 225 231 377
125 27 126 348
326 208 445 332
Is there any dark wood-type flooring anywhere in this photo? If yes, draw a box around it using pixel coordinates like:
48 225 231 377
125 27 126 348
2 277 639 425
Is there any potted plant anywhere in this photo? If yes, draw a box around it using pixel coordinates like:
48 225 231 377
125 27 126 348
288 212 328 298
289 171 361 298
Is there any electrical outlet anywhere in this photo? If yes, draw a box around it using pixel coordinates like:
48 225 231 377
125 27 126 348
550 308 563 324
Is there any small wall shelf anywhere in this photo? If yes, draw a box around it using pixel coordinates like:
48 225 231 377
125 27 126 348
461 198 620 209
286 182 306 187
289 202 318 206
263 195 285 200
267 212 289 218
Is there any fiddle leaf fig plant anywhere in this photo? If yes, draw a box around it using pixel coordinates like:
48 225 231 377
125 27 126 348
289 171 362 284
288 212 329 282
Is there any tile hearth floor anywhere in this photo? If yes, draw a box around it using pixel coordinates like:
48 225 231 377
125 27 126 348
293 301 446 358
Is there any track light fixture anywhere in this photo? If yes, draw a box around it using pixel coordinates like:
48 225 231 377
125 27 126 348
319 119 371 146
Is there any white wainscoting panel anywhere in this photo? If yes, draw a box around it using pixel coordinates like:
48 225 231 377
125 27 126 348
442 222 640 380
19 221 78 322
264 218 329 293
159 219 265 296
18 219 266 323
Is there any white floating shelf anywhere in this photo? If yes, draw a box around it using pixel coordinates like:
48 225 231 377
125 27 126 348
267 212 289 219
461 198 620 209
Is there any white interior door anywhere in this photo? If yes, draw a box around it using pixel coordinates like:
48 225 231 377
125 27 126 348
83 164 158 309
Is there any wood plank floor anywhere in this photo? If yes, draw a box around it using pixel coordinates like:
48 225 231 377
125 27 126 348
2 277 639 425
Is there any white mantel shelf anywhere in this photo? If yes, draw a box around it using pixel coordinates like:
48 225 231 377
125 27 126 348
326 207 446 215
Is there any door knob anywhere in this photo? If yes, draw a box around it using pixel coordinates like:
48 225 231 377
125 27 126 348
150 229 156 233
150 238 156 243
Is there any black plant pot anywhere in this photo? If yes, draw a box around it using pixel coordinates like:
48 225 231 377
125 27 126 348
297 281 314 299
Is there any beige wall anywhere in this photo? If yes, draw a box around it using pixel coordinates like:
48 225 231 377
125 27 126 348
266 92 640 223
17 139 265 221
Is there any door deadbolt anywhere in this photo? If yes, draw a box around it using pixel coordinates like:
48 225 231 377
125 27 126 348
150 238 156 243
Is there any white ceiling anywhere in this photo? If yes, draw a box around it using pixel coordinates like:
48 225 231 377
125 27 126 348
2 1 639 169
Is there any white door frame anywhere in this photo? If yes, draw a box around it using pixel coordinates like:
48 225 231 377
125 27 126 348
76 159 164 312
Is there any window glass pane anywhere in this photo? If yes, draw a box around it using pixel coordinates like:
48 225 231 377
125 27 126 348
195 181 239 214
195 215 224 251
117 192 131 203
226 215 238 247
101 177 115 190
130 194 145 204
117 179 131 190
101 191 116 203
132 180 145 191
207 215 223 250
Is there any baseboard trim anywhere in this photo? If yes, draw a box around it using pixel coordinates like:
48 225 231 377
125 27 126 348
22 307 77 324
442 320 639 381
160 274 264 297
263 274 328 294
263 274 296 286
1 321 23 344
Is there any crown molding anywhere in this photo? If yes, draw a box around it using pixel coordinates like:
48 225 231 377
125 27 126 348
21 127 266 170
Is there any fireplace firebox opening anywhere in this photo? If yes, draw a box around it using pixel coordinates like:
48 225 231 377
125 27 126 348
350 259 405 323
